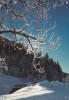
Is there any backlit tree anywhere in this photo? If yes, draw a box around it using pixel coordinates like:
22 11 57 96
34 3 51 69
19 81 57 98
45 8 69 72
0 0 68 73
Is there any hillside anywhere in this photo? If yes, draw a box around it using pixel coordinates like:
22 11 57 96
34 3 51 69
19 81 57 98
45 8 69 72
0 36 68 82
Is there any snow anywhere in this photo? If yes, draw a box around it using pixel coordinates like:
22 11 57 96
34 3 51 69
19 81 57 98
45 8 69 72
0 74 31 95
0 75 69 100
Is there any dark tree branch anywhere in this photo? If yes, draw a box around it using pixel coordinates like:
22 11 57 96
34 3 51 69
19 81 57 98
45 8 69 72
0 30 36 40
0 30 43 49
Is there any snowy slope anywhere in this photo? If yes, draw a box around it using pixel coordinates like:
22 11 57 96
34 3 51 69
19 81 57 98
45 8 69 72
0 76 69 100
0 74 31 95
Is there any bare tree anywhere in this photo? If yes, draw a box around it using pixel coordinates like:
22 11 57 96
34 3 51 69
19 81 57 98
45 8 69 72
0 0 68 73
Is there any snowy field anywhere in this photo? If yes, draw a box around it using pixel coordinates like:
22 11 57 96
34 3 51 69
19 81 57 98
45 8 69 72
0 74 69 100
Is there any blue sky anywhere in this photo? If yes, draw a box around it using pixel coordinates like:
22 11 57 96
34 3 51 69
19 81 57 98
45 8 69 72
48 3 69 73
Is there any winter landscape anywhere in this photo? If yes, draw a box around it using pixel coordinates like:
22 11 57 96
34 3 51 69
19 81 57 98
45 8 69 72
0 0 69 100
0 74 69 100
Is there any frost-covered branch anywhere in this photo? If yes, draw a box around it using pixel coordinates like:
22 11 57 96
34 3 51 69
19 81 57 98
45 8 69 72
0 0 68 73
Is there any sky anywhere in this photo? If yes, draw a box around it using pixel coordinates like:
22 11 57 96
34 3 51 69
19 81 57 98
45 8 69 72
48 2 69 73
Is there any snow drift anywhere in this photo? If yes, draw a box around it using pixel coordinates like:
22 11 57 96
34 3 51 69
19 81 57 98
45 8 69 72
0 75 69 100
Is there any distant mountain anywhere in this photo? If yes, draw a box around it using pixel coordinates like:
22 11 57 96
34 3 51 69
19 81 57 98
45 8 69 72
0 36 68 82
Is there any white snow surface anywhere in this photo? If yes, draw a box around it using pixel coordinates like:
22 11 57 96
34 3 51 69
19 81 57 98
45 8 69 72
0 74 69 100
0 74 31 95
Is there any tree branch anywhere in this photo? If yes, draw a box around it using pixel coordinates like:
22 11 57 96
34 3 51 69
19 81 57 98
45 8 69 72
0 30 43 49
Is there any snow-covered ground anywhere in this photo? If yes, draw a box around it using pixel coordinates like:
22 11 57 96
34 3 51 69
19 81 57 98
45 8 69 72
0 74 69 100
0 74 31 95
